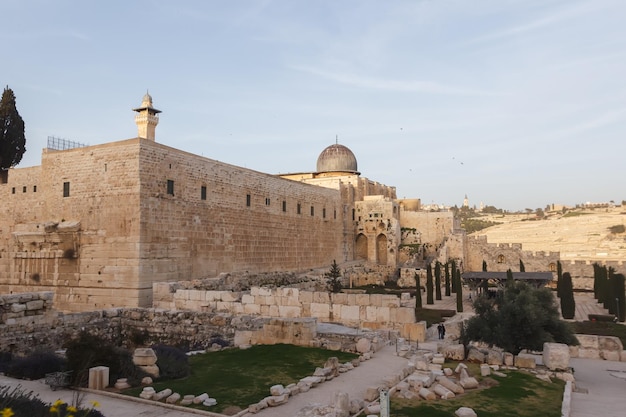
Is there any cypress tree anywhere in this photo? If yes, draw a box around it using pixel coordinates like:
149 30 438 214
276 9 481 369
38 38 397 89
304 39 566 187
426 264 434 305
608 268 619 315
602 266 611 310
557 261 563 298
560 272 576 319
506 268 514 286
0 86 26 171
482 260 488 272
435 261 442 301
450 260 457 293
444 262 451 296
456 269 463 312
592 263 600 300
414 272 422 312
519 259 525 272
614 273 626 322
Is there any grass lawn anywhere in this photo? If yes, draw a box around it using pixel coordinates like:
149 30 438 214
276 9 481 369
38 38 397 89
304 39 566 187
570 320 626 346
124 344 358 414
392 369 564 417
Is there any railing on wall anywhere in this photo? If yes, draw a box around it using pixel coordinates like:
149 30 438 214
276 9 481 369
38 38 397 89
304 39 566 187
47 136 88 151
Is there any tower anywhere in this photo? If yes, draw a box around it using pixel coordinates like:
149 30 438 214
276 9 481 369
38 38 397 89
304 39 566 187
133 92 161 141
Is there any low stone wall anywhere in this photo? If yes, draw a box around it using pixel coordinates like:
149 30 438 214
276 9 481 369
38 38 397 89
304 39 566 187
153 284 425 341
0 291 54 325
569 334 626 361
0 291 396 356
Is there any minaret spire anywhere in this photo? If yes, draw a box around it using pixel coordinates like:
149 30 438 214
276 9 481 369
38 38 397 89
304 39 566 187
133 91 161 141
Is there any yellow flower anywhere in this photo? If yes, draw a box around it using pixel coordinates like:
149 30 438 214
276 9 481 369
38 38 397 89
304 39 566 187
53 399 65 407
67 406 78 413
2 408 15 417
90 400 100 408
49 405 58 413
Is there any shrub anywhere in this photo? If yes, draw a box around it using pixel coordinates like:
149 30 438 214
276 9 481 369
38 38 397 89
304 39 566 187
0 385 104 417
609 224 625 234
0 351 12 374
153 344 190 380
6 351 65 380
65 332 144 387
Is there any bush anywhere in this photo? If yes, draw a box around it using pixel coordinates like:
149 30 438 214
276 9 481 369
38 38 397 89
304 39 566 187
609 224 625 234
65 332 145 387
461 281 578 354
6 351 65 380
153 345 190 380
0 385 104 417
0 351 12 374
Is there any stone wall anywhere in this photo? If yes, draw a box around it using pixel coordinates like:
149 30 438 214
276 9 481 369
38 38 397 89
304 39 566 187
0 291 394 357
0 291 54 325
0 139 353 311
466 236 560 274
153 284 425 341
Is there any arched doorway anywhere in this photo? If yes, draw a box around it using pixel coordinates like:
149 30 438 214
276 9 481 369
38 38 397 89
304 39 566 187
376 234 387 265
355 234 368 260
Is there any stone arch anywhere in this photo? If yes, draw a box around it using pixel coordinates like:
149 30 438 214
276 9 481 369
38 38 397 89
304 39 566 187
497 254 505 264
355 234 368 260
376 234 387 265
549 262 556 272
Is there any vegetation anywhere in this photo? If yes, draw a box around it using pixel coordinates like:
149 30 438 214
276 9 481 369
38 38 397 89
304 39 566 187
0 386 103 417
392 369 564 417
414 273 422 312
4 351 65 380
569 321 626 346
124 344 358 413
64 332 145 387
559 273 576 319
0 87 26 171
455 269 463 312
556 261 563 298
325 259 343 293
153 344 190 380
462 218 502 234
460 281 578 354
608 224 625 234
414 308 456 327
519 259 525 272
450 260 457 293
434 262 442 301
426 264 434 305
444 262 451 297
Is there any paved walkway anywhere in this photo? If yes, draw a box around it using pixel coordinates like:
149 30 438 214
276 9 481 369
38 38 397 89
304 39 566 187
0 374 205 417
570 358 626 417
242 344 408 417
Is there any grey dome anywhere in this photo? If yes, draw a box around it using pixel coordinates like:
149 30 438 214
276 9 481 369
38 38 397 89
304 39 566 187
316 144 358 173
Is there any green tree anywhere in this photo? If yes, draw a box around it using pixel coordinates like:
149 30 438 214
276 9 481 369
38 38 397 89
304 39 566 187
460 281 578 354
506 268 514 285
456 268 463 313
482 260 487 272
613 273 626 322
325 260 343 293
519 259 525 272
557 261 563 298
444 262 451 296
560 272 576 319
450 260 457 293
0 87 26 171
434 261 442 301
426 264 434 305
414 272 422 313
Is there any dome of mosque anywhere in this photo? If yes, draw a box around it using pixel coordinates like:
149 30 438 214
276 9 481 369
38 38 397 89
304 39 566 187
316 144 358 173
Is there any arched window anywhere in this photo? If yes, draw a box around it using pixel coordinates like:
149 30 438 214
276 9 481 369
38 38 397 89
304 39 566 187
549 263 556 272
497 254 505 264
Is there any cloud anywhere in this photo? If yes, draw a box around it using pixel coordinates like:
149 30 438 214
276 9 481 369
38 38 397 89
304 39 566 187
290 65 497 96
465 0 616 45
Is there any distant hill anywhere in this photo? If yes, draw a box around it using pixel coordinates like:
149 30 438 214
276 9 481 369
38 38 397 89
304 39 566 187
471 207 626 262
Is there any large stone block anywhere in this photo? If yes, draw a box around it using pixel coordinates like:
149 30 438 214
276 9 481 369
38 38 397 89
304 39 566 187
25 300 44 310
133 348 157 366
515 353 537 369
310 303 330 319
278 305 301 318
442 344 465 361
395 307 415 323
365 306 377 322
576 334 599 350
543 342 570 370
599 336 624 352
88 366 109 390
340 305 360 322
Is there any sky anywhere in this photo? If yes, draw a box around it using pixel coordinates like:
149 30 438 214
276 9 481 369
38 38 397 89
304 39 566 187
2 0 625 212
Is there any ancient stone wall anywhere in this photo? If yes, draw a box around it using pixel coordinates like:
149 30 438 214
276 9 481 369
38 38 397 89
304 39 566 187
0 140 144 311
0 139 355 311
465 235 560 274
354 196 401 266
152 284 424 340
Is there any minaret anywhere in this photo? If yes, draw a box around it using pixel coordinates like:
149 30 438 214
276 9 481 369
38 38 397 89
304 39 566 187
133 92 161 141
